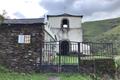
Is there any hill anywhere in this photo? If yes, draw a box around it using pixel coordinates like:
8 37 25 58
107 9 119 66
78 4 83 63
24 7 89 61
93 25 120 54
83 17 120 41
83 17 120 54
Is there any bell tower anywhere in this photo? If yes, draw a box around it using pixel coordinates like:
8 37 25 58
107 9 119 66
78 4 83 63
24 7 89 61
47 13 83 42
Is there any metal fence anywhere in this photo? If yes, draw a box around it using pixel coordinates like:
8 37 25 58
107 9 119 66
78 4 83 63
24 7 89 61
0 41 115 80
35 41 114 73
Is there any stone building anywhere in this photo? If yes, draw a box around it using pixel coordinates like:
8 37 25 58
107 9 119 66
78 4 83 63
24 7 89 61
0 18 55 72
0 13 90 72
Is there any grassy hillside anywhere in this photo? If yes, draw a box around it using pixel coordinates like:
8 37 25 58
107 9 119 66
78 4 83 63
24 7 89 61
93 25 120 54
83 17 120 41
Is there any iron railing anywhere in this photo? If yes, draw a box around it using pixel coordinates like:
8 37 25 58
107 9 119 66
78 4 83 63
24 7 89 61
36 41 114 73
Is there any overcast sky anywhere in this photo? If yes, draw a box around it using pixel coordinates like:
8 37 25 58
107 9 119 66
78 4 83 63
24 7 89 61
0 0 120 22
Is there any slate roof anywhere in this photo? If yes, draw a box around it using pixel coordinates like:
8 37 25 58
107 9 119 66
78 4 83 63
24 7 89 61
47 13 83 17
2 18 44 24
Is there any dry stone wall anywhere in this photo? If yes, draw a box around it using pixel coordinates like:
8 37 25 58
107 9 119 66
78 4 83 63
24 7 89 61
0 24 44 72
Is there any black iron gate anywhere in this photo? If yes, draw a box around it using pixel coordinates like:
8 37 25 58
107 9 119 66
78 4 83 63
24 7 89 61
37 41 114 73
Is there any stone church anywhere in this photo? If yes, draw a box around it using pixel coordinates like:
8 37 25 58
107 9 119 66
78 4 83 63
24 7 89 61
0 13 89 72
45 13 84 55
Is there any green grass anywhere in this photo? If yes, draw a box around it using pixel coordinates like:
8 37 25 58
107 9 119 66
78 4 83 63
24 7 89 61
114 55 120 68
53 56 78 64
93 25 120 54
51 55 112 65
0 64 93 80
83 17 120 54
0 72 93 80
83 17 120 41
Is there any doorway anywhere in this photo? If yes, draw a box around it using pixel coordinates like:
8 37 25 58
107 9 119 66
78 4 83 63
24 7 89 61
60 40 70 55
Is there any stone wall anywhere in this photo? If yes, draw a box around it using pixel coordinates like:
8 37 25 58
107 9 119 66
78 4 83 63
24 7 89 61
38 58 115 75
0 24 44 72
80 59 116 76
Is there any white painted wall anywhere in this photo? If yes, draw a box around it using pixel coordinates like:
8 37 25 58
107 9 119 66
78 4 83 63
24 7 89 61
47 16 83 42
47 16 82 28
44 14 91 55
44 25 56 42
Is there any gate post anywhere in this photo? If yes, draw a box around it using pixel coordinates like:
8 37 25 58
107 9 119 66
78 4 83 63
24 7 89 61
39 43 42 72
111 43 114 55
58 41 61 73
78 42 81 72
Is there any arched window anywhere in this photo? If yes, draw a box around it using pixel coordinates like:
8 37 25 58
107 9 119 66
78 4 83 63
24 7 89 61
61 19 69 29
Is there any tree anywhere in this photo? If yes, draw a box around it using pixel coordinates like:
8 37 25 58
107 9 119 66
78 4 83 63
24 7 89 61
0 10 7 24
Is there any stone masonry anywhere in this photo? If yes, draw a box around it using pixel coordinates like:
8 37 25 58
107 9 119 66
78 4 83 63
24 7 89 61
0 23 44 72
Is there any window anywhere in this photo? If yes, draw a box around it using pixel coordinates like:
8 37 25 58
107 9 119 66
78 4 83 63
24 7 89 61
18 35 24 43
18 35 31 44
61 19 69 29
